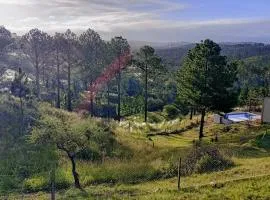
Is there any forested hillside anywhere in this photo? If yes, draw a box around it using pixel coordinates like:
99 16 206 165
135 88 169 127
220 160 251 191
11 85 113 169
156 42 270 70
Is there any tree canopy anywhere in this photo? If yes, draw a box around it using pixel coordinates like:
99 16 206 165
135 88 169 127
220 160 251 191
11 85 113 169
177 39 238 138
0 26 12 56
133 45 164 122
31 103 112 188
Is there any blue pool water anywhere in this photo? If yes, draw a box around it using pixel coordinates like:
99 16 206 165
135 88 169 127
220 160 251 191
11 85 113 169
224 112 260 122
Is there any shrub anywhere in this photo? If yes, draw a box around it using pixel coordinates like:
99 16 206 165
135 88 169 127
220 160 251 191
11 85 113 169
165 145 234 177
185 145 234 174
147 112 165 123
23 169 71 192
23 175 47 192
254 132 270 149
77 148 101 161
163 104 180 120
0 176 20 193
194 153 233 173
148 98 164 112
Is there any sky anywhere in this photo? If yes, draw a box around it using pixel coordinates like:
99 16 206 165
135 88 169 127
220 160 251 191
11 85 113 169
0 0 270 43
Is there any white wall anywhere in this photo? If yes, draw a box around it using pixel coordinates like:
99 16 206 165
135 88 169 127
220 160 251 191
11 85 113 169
262 97 270 123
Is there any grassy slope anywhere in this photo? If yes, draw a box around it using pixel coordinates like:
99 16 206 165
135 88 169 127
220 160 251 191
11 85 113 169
5 114 270 200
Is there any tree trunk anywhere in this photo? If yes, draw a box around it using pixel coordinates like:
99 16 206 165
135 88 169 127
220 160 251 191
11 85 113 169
19 95 24 135
56 53 60 109
83 81 87 90
144 65 148 122
90 97 94 117
73 80 78 99
190 107 193 120
42 65 45 85
90 79 94 117
117 68 121 122
199 108 206 139
67 63 72 112
107 82 110 119
56 50 61 108
35 63 40 99
50 167 56 200
68 154 81 189
34 46 40 99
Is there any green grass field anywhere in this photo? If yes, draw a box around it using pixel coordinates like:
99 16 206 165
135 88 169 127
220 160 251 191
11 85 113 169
3 113 270 200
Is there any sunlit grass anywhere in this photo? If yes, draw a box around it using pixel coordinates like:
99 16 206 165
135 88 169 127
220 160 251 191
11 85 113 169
10 156 270 199
4 113 270 199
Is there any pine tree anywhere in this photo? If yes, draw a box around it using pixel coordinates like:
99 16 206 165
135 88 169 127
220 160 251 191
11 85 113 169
177 39 238 139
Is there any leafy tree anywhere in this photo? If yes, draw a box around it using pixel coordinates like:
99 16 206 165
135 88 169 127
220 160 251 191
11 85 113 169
110 36 130 121
163 104 180 120
121 95 144 116
10 67 29 135
52 33 65 108
133 46 164 122
61 29 80 111
52 32 75 109
177 39 238 139
238 56 270 99
21 29 51 99
31 104 110 189
79 29 106 116
0 26 12 57
125 78 142 96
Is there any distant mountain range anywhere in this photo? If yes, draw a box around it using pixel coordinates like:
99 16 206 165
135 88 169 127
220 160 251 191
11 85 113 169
129 40 191 51
148 41 270 70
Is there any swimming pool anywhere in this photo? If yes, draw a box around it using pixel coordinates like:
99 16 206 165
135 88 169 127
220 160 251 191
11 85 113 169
224 112 261 122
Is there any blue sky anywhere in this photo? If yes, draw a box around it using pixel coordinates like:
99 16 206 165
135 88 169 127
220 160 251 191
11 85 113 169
0 0 269 43
163 0 270 20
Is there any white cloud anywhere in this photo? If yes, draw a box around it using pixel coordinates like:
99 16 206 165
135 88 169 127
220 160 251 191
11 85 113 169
19 17 41 23
0 0 37 5
1 0 186 33
0 0 270 42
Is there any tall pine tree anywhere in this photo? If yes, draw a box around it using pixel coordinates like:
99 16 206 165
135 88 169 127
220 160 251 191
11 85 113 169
177 39 238 139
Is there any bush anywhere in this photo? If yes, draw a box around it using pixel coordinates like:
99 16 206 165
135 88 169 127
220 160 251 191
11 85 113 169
148 98 164 112
254 132 270 149
23 176 47 192
147 112 165 123
165 145 234 177
194 153 233 173
23 169 71 192
0 176 20 193
163 104 180 120
185 145 234 174
77 148 101 161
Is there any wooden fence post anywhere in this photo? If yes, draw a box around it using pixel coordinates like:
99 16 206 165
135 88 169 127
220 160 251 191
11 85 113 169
177 157 182 191
50 166 55 200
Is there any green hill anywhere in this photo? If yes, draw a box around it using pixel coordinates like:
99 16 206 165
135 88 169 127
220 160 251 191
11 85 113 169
1 95 270 199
